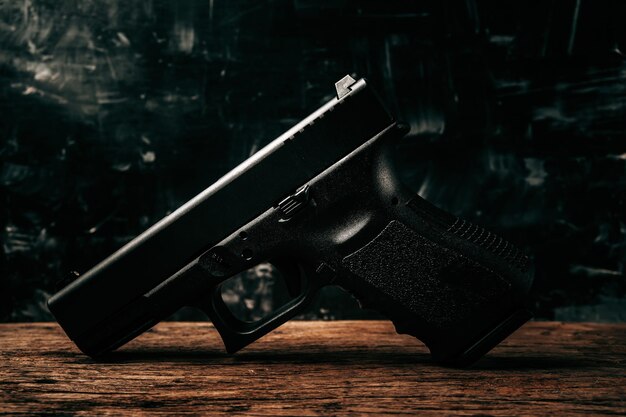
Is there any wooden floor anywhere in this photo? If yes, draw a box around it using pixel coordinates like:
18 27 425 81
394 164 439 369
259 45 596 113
1 321 625 416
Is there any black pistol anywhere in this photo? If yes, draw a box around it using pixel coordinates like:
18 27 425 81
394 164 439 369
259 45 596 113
48 75 534 366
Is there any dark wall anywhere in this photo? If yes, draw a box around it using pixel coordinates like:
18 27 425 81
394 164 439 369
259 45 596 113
1 0 625 322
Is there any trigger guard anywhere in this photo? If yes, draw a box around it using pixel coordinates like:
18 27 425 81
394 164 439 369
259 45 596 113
202 262 319 354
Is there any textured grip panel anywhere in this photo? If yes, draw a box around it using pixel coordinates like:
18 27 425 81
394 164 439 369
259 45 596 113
341 221 511 329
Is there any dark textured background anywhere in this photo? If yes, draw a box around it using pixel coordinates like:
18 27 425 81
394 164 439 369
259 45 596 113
1 0 624 322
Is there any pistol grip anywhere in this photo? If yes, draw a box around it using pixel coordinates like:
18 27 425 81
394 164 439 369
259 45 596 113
340 212 533 366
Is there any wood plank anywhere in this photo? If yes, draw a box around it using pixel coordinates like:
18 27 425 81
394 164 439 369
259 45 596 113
1 321 625 416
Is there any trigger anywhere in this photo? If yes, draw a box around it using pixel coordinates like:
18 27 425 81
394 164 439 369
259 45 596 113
284 276 301 298
286 262 335 298
269 259 305 298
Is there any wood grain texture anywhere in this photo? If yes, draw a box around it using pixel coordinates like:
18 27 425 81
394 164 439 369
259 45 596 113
1 321 625 416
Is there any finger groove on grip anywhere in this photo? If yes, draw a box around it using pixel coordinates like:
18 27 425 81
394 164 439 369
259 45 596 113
446 218 530 272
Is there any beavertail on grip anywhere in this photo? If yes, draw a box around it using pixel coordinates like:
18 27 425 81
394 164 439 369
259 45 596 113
48 75 533 366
